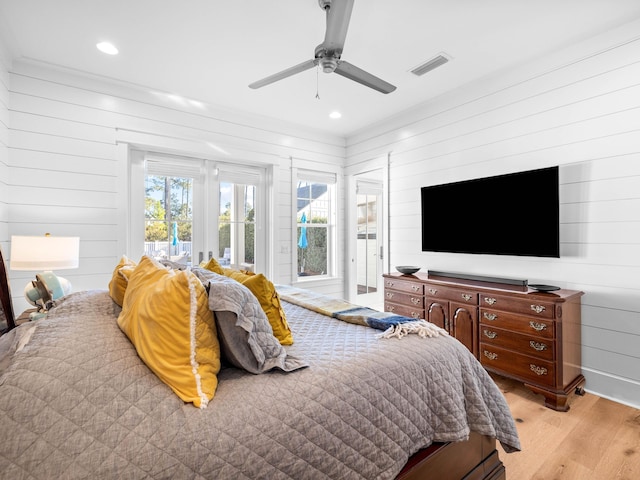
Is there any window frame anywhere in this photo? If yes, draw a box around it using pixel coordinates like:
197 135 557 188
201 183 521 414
292 168 338 284
213 163 265 272
129 152 269 274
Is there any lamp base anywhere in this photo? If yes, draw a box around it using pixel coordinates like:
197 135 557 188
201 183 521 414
24 272 72 311
29 311 48 321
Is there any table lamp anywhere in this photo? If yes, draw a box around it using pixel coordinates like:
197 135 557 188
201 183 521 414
10 234 80 319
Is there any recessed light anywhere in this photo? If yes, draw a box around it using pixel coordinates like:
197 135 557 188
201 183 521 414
96 42 118 55
329 111 341 119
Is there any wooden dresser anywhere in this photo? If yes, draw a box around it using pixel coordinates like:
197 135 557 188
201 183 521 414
383 272 585 411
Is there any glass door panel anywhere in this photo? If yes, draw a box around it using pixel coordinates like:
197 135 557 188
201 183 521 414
357 193 378 295
144 175 194 266
218 182 256 270
355 175 383 308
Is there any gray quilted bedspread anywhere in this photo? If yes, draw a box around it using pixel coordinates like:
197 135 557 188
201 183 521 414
0 290 520 479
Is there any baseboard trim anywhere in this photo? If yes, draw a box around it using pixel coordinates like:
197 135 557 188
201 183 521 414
581 367 640 409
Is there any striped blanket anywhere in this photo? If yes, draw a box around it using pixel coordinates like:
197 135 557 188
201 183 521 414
276 285 448 339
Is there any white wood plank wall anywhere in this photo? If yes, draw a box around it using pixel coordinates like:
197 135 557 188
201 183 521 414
3 55 346 312
0 42 9 252
346 20 640 408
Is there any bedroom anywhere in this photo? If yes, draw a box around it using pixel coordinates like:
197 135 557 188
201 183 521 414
0 1 639 478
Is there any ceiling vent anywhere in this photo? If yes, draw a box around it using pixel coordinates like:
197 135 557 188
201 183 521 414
410 53 451 76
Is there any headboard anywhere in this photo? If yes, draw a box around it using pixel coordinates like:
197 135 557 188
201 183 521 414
0 245 16 333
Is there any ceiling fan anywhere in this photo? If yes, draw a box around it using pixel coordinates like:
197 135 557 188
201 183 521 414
249 0 396 94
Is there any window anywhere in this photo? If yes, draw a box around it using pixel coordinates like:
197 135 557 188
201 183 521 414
218 181 256 269
295 170 336 279
133 154 267 273
144 157 202 266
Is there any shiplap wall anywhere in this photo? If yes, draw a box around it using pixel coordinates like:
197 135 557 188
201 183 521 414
3 56 346 313
0 41 9 250
346 20 640 408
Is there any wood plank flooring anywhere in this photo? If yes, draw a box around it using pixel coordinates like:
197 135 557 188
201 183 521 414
492 374 640 480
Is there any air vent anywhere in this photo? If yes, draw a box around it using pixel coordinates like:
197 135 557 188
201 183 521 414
410 53 450 76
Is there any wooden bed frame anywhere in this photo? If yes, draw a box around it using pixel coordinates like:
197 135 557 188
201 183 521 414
397 432 505 479
0 246 16 335
1 248 505 479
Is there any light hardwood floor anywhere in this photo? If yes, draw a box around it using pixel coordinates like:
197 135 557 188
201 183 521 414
492 374 640 480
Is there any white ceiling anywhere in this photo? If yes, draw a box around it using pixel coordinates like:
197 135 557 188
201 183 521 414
1 0 639 137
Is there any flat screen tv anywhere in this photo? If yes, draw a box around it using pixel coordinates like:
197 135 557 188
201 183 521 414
421 166 559 257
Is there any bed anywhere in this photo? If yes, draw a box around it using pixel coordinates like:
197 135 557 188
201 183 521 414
0 254 520 479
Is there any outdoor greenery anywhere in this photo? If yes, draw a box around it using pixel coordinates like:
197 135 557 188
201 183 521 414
219 203 255 263
298 216 327 275
144 176 192 242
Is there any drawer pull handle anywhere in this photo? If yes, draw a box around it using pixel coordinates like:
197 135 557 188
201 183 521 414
386 281 394 287
461 293 472 301
483 330 497 339
531 304 546 314
411 312 420 319
483 312 497 321
386 292 394 299
428 288 437 295
529 321 547 332
530 364 548 376
411 285 420 292
484 297 497 305
483 350 498 360
530 341 548 351
410 297 420 305
387 305 395 312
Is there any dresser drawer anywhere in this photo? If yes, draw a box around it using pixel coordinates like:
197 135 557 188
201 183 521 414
479 308 554 339
479 294 555 319
425 284 478 305
480 326 554 361
480 343 555 387
384 302 425 319
384 290 423 308
384 278 424 295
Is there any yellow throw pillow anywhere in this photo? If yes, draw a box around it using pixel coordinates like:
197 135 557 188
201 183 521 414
241 273 293 345
117 256 220 408
202 258 293 345
108 255 137 306
202 257 225 275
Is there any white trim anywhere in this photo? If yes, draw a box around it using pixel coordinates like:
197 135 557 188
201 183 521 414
292 166 338 284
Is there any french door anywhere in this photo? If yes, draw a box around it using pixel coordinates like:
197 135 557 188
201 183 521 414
354 176 384 307
136 153 266 272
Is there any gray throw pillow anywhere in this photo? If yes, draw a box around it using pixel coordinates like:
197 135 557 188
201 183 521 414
192 267 307 374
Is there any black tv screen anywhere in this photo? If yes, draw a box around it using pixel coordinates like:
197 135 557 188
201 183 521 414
421 166 559 257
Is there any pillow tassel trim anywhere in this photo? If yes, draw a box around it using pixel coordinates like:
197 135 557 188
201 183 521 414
188 274 209 409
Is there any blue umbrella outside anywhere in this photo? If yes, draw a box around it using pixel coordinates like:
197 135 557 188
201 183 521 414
298 212 308 274
172 221 178 253
298 212 308 249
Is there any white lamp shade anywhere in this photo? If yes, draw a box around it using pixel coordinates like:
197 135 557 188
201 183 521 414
10 235 80 271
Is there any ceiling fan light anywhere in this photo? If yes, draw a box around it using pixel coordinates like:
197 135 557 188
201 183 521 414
320 57 338 73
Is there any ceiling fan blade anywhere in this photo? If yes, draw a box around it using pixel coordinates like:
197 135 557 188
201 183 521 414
249 59 317 89
323 0 354 53
334 61 396 94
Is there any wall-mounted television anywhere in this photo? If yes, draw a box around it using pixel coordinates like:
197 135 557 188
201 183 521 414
421 166 559 258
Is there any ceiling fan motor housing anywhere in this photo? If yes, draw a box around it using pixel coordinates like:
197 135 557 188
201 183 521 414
314 44 340 73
